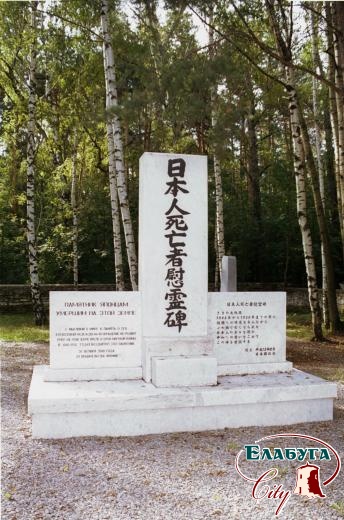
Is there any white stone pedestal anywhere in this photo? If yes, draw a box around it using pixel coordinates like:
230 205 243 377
143 336 215 383
28 367 337 439
151 356 217 387
218 361 292 376
44 366 142 382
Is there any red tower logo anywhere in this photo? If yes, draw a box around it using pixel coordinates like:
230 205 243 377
294 462 326 498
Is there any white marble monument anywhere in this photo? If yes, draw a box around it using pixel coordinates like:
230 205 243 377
46 291 141 381
220 255 237 292
208 292 292 375
139 153 216 386
28 152 336 439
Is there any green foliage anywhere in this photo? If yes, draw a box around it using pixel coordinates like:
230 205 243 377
0 0 342 294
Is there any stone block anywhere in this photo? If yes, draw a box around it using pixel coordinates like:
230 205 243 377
151 356 218 387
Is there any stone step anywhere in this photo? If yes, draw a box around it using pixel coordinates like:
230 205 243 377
28 367 337 439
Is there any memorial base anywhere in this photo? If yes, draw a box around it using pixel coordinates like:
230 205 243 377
44 366 142 382
218 361 292 376
28 366 336 439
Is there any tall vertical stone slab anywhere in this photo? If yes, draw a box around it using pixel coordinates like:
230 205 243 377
139 153 208 337
139 152 215 385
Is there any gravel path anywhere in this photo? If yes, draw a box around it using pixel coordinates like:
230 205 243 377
1 341 344 520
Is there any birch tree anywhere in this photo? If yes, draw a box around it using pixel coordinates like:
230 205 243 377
264 0 323 339
325 3 342 235
26 1 45 325
102 35 124 290
311 9 329 328
209 11 225 288
331 2 344 259
245 79 264 281
71 134 79 287
286 68 323 340
101 0 138 290
265 0 342 334
143 0 165 147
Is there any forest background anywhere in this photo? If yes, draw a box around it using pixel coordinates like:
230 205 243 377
1 0 344 339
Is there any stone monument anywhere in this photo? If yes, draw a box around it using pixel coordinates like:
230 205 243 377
220 256 237 292
28 152 336 439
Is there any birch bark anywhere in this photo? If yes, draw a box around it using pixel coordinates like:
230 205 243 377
71 135 79 287
101 0 137 290
144 1 165 146
333 2 344 256
209 13 225 286
246 89 264 281
266 0 343 335
26 1 45 325
102 36 124 290
286 68 323 340
311 11 329 328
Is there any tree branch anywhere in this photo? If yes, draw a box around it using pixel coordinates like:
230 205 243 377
37 8 102 41
193 1 342 94
187 5 289 89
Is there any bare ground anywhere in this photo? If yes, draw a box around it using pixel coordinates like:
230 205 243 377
1 339 344 520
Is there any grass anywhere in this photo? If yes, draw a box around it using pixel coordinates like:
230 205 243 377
287 309 344 340
0 313 49 343
226 442 240 451
331 501 344 517
286 311 313 340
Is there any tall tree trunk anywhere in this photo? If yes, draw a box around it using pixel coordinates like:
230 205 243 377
144 0 165 148
26 1 45 326
311 10 329 328
71 134 79 287
214 229 220 291
326 3 344 262
266 0 341 335
209 12 225 282
324 92 340 226
286 68 323 340
102 35 124 290
50 87 61 166
101 0 138 290
298 104 342 332
246 90 264 281
332 3 344 257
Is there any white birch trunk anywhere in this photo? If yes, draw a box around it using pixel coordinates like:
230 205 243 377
311 11 329 328
101 0 138 290
71 135 79 287
326 3 344 252
214 227 220 291
333 9 344 251
102 37 124 290
27 1 45 325
286 67 323 340
209 14 225 285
